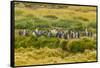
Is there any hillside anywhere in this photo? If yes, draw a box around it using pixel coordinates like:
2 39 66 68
14 2 97 66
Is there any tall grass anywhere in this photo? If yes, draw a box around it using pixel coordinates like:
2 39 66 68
15 3 96 30
14 2 97 66
15 47 96 66
15 34 96 52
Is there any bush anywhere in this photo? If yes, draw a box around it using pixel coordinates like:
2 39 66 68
66 38 96 53
15 35 61 49
67 40 85 53
15 33 96 53
15 18 33 29
81 37 96 50
43 15 58 20
40 37 60 48
88 22 96 29
60 40 68 51
15 35 38 48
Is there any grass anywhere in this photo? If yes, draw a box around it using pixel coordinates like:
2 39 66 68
14 2 97 66
15 47 96 66
15 6 96 20
15 3 96 31
14 32 97 66
15 34 96 52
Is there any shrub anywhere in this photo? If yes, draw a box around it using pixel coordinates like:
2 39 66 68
15 35 38 48
43 38 60 48
15 19 33 29
81 37 96 50
88 22 96 29
67 38 96 53
67 40 85 53
60 40 68 51
15 35 26 48
15 35 61 49
43 15 58 20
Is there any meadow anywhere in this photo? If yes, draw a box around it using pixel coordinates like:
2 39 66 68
14 2 97 66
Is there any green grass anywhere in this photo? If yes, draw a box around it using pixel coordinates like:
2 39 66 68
15 34 96 52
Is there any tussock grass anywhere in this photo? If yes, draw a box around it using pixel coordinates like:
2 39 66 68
15 47 96 66
15 3 96 31
14 2 97 66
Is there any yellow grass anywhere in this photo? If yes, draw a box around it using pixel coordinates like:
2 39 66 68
15 47 96 66
15 6 96 23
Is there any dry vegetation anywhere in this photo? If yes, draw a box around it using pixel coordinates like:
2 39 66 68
15 47 96 66
14 2 97 66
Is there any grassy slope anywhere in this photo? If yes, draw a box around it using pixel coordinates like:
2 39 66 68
14 2 97 66
15 47 96 66
15 6 96 23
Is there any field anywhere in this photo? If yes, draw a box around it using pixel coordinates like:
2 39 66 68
15 47 96 66
14 2 97 66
